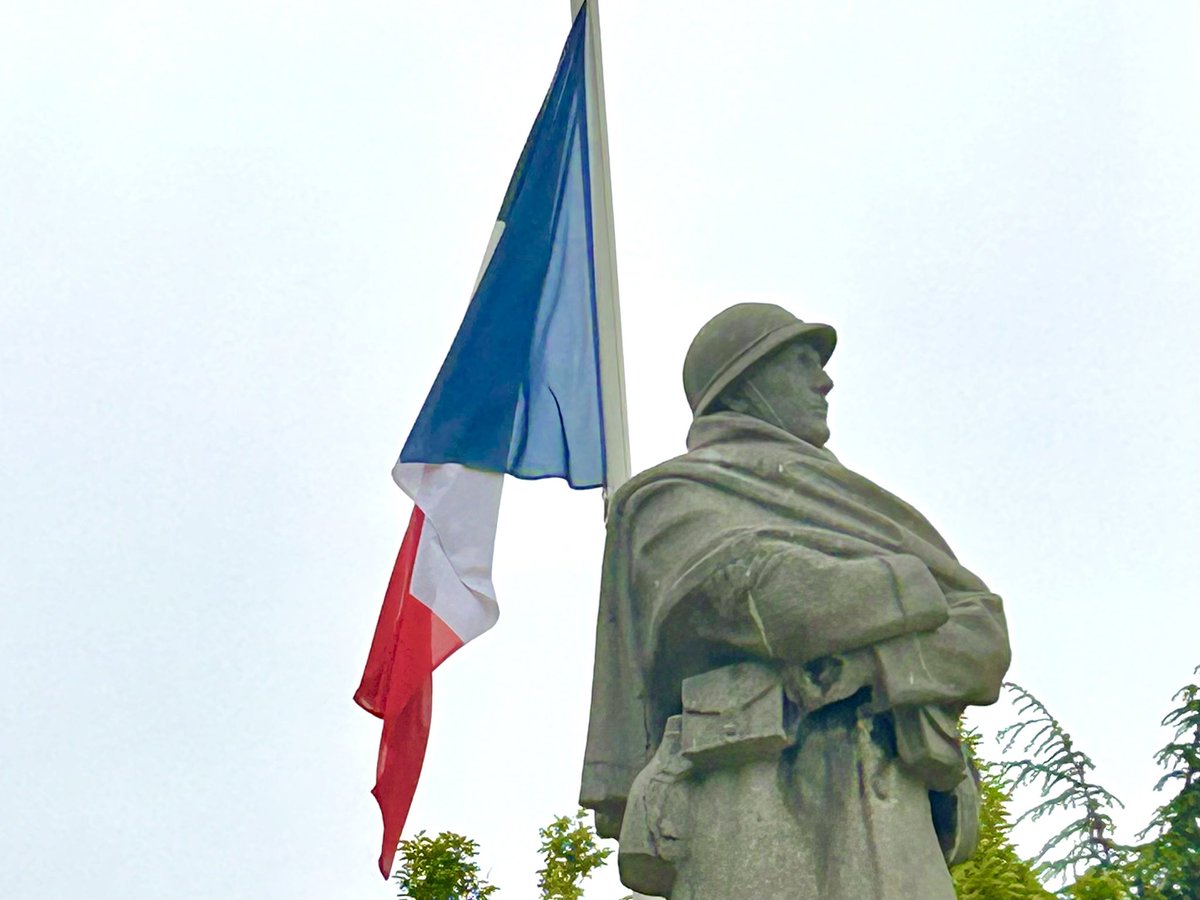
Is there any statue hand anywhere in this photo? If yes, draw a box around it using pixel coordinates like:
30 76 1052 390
784 649 876 714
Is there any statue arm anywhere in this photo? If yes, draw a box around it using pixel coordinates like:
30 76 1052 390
747 543 950 662
683 540 950 666
869 590 1011 708
786 590 1010 719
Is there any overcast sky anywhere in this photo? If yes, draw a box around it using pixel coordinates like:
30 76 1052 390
2 2 1198 899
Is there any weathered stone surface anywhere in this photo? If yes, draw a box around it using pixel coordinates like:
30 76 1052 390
680 661 793 770
581 304 1012 899
617 717 691 897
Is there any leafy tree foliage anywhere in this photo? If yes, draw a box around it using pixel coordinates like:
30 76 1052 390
1061 864 1137 900
394 831 498 900
536 810 613 900
950 731 1054 900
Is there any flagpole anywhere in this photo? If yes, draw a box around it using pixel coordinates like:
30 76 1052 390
573 0 631 501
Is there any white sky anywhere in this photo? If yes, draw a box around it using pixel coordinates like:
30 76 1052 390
2 2 1197 899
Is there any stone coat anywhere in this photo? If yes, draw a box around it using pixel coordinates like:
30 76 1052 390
580 412 1011 899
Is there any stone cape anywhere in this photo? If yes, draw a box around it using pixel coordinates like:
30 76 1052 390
580 412 1011 899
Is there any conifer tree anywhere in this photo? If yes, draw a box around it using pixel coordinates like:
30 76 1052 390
950 731 1054 900
996 683 1132 896
1128 668 1200 900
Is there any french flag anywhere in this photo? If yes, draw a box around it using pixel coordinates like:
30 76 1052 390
354 3 627 879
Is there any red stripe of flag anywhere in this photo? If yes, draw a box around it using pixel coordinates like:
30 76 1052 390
354 507 464 878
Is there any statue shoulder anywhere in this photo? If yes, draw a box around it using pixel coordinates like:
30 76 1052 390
608 449 723 522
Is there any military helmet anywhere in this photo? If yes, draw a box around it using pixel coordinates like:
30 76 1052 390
683 303 836 416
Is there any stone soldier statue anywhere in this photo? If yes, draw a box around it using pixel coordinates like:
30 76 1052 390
580 303 1012 900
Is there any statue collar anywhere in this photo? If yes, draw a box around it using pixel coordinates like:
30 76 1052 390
685 412 840 464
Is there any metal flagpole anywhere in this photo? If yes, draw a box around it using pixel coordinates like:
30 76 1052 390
571 0 631 503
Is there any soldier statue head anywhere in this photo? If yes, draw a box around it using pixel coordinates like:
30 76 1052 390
682 302 837 447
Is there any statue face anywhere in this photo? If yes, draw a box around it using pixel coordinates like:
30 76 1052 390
728 341 834 447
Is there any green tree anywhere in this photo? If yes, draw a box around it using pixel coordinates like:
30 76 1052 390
951 730 1055 900
997 682 1132 895
1128 668 1200 900
393 831 498 900
536 810 613 900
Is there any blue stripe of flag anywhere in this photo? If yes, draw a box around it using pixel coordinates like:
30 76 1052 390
400 5 604 490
